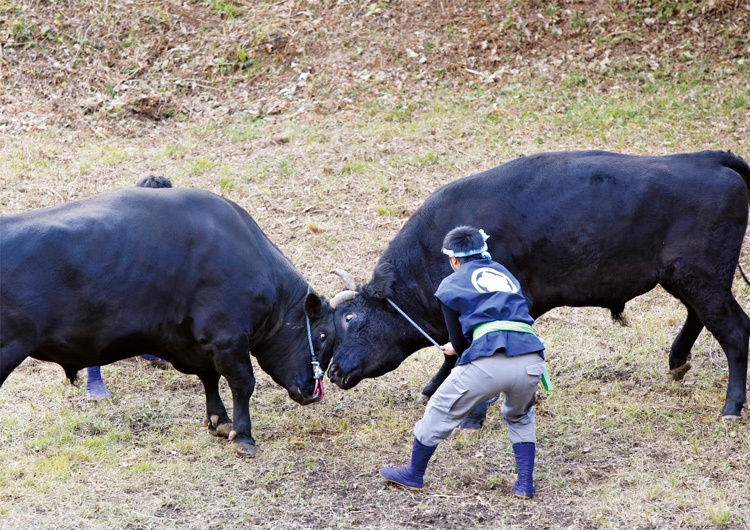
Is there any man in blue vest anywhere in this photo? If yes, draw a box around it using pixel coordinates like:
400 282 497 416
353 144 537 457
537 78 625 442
379 226 546 499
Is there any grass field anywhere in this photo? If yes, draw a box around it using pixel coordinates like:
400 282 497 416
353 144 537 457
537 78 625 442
2 1 750 528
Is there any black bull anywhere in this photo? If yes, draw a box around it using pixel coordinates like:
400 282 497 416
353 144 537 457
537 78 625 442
0 187 334 456
328 150 750 420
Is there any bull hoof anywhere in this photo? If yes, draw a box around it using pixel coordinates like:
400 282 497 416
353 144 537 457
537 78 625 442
150 360 171 370
208 422 233 438
217 423 234 438
139 355 171 370
459 428 481 440
417 394 430 405
233 442 257 457
669 362 691 381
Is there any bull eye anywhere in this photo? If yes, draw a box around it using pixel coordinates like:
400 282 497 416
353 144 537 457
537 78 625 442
345 313 355 323
320 332 326 342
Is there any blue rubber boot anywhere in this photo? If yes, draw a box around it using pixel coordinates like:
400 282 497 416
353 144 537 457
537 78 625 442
512 442 536 499
85 366 111 399
379 438 437 490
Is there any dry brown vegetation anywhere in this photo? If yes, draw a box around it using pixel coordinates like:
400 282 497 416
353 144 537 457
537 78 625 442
3 0 749 130
1 1 750 529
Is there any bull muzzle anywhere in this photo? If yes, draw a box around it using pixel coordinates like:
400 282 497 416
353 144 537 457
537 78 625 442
327 363 360 389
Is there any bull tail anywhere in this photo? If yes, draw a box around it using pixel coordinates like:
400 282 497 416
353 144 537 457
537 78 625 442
610 303 628 326
739 264 750 287
721 151 750 287
64 365 79 385
720 150 750 190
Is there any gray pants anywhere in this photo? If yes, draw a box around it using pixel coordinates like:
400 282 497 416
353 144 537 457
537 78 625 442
414 352 544 447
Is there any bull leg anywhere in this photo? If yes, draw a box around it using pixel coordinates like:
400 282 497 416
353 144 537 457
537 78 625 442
224 372 257 457
0 341 30 387
214 347 257 457
673 280 750 418
696 295 750 418
197 372 233 438
420 354 489 431
419 354 458 403
668 304 704 380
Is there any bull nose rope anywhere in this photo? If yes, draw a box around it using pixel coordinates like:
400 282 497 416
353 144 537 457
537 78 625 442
305 285 325 400
386 297 443 350
385 297 502 403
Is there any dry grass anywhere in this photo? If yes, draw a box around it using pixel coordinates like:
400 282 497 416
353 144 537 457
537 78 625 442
3 0 749 132
2 0 750 528
2 286 750 529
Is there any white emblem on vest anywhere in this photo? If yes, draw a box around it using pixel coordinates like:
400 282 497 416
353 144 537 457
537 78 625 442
471 268 518 294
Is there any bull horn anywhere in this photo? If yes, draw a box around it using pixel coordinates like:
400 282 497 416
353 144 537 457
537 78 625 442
331 268 357 291
330 290 358 309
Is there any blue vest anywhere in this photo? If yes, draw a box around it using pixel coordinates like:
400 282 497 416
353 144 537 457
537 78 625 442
434 259 545 365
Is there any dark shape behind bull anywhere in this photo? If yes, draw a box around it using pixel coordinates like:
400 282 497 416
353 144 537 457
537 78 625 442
85 175 174 400
328 150 750 420
0 186 335 457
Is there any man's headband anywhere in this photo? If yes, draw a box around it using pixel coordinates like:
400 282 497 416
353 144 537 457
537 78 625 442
442 229 491 259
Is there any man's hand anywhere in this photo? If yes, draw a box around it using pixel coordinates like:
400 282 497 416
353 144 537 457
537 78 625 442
441 342 457 356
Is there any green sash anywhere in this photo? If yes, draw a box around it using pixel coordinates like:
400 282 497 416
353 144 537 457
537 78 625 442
471 320 553 392
472 320 536 341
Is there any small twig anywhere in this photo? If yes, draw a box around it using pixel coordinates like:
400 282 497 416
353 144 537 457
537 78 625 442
41 187 65 203
161 0 173 30
177 78 220 92
351 1 368 21
83 119 108 139
464 68 486 77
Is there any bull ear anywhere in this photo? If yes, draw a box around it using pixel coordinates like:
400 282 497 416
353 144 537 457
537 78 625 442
361 262 396 300
305 292 323 317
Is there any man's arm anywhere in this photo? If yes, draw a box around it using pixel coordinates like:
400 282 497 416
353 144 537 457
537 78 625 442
441 303 470 356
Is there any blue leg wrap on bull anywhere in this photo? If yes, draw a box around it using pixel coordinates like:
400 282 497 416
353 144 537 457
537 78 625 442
85 366 111 399
379 438 437 490
512 442 536 499
459 400 489 430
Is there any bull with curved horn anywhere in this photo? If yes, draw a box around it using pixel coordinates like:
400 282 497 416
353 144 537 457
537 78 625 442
326 149 750 424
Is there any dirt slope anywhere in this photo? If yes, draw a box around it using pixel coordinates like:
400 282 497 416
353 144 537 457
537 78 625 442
2 0 748 131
